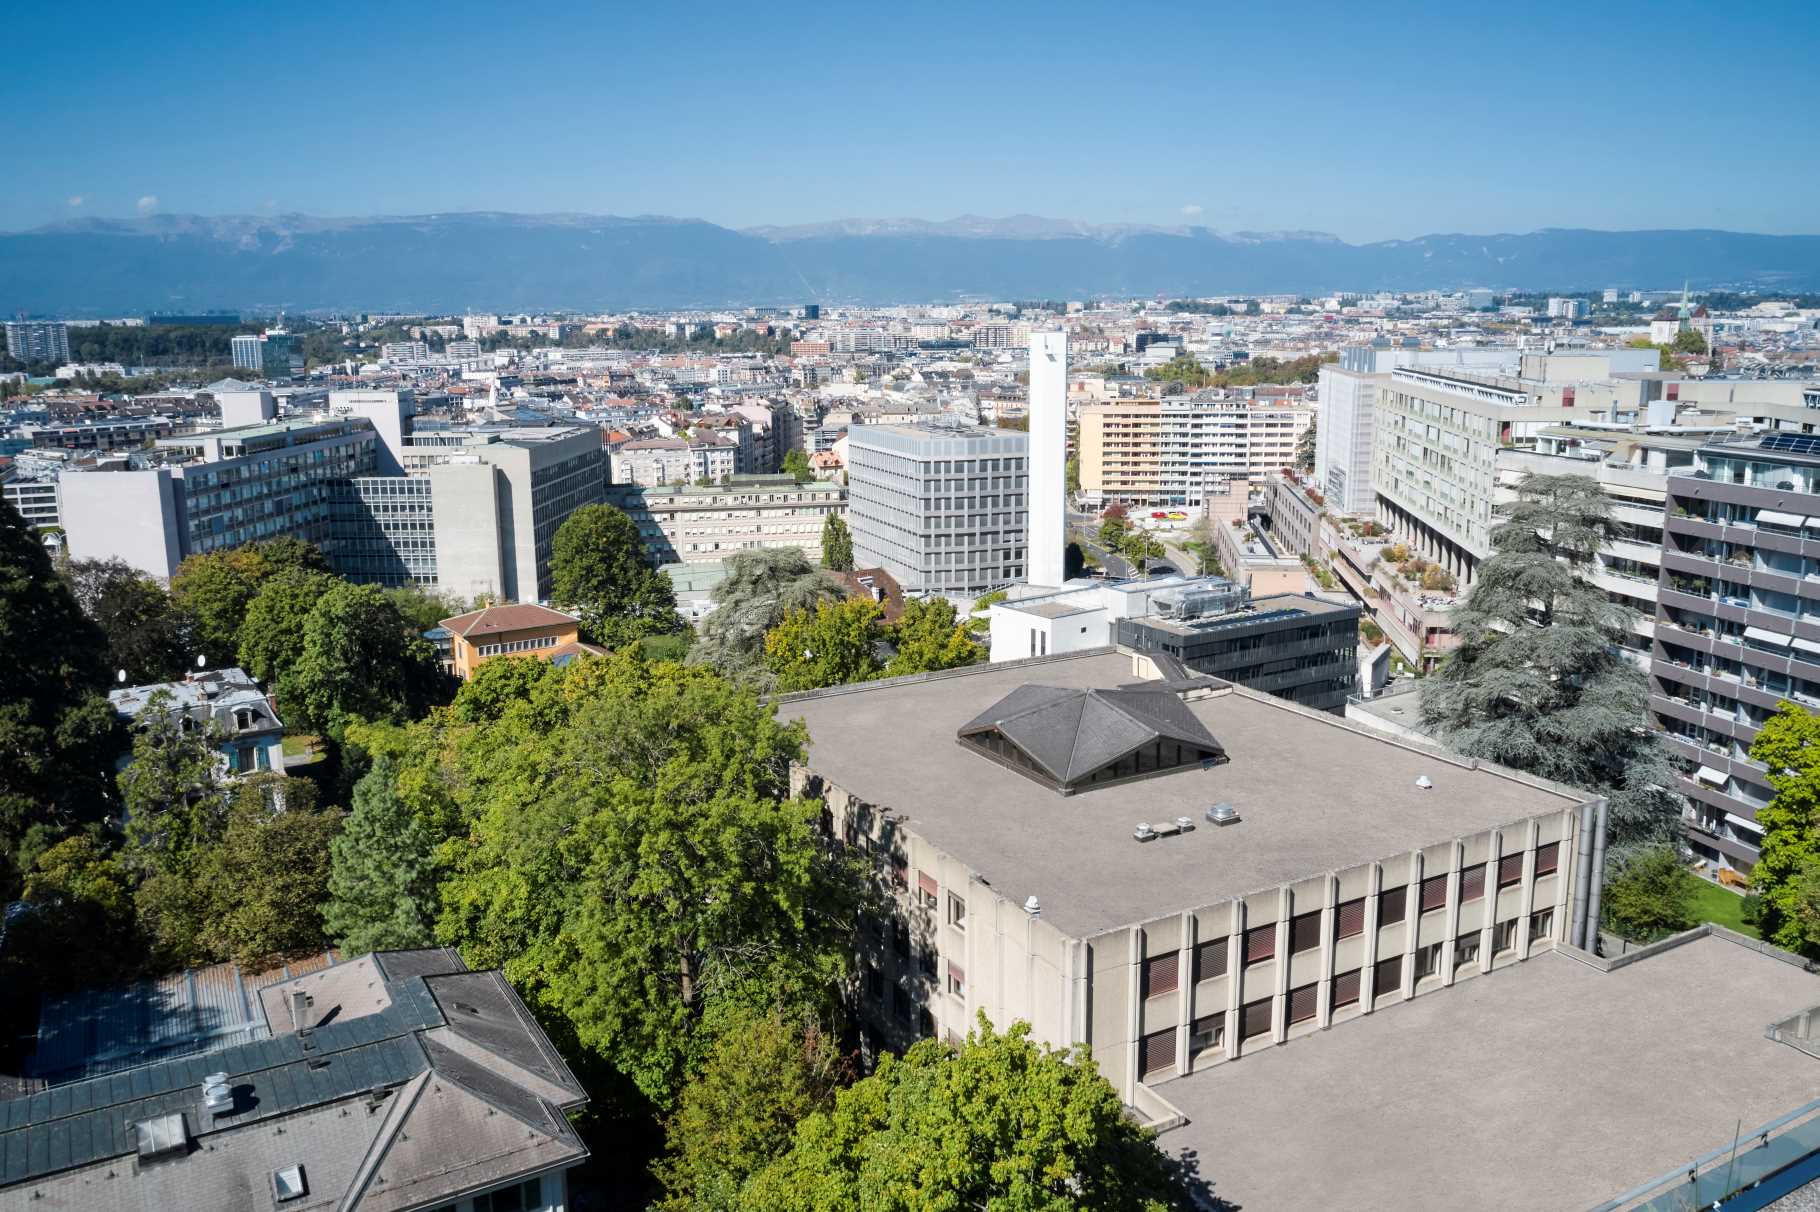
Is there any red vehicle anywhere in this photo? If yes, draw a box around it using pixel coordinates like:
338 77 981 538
1150 511 1167 519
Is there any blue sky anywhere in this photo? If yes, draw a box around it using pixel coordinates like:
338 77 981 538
5 0 1817 240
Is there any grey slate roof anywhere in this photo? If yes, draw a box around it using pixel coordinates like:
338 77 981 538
958 683 1225 786
0 952 588 1207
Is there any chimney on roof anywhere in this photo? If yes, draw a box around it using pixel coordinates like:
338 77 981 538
290 990 310 1031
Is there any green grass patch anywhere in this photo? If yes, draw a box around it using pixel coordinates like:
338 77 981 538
1686 878 1757 938
639 633 693 662
281 735 325 765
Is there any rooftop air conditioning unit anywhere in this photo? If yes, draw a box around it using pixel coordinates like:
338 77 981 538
203 1073 234 1115
1134 822 1158 842
1206 803 1241 826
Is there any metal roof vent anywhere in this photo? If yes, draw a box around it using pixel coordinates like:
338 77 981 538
202 1072 233 1116
273 1163 308 1202
1206 803 1241 826
1134 822 1158 842
134 1112 190 1161
1174 815 1196 833
1024 895 1041 916
1415 774 1434 790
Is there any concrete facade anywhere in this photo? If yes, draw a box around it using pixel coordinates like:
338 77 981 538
1027 332 1068 587
608 475 846 566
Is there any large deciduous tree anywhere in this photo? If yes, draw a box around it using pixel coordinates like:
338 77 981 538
282 582 440 737
323 756 437 955
781 449 813 484
764 599 883 692
741 1017 1189 1212
886 598 983 677
550 503 681 646
1749 703 1820 951
819 515 854 572
60 557 194 682
238 567 338 686
170 539 329 663
1420 474 1679 855
435 652 868 1107
198 775 340 968
690 549 843 683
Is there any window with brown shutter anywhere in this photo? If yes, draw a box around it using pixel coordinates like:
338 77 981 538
1193 937 1228 982
1241 996 1273 1040
1459 864 1485 903
1379 886 1408 927
1287 982 1317 1024
1420 872 1449 913
1335 897 1366 940
1373 954 1403 997
947 961 966 997
1244 923 1276 965
1141 1028 1176 1078
1530 907 1555 941
1333 967 1362 1008
1289 910 1322 954
1142 953 1179 999
1534 842 1560 876
1497 853 1524 887
917 870 938 897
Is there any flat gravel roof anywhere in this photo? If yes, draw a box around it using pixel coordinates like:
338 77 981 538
1158 934 1820 1211
781 650 1583 937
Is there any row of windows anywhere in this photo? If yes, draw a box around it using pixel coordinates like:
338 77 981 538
477 635 559 657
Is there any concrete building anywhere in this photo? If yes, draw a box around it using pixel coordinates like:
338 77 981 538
4 320 70 363
610 437 737 488
782 648 1601 1114
0 949 591 1211
329 389 415 475
1653 432 1820 873
439 603 597 679
847 422 1028 596
1 471 59 529
1027 332 1068 587
108 667 287 776
1115 592 1360 712
1076 394 1314 509
229 333 263 371
608 474 846 565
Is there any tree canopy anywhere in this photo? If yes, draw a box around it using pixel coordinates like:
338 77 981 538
170 539 329 664
1749 703 1820 951
820 514 854 572
550 503 681 646
323 755 437 955
886 599 983 677
782 449 814 484
1420 474 1679 855
281 582 440 738
60 557 194 682
690 549 844 683
764 599 885 692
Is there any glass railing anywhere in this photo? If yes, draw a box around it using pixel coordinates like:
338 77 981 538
1593 1096 1820 1211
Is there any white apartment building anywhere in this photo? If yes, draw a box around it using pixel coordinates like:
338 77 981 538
607 475 846 565
1077 394 1314 508
610 437 738 488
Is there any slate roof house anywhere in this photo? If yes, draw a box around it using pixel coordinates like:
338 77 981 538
109 666 287 778
0 949 589 1211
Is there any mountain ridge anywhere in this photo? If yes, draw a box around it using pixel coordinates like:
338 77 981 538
3 212 1818 313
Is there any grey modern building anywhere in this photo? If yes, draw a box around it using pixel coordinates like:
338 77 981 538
846 422 1028 596
1116 592 1361 712
1654 432 1820 873
608 474 846 566
4 320 70 364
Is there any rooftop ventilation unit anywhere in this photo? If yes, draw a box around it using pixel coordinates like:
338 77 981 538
1206 803 1241 826
1173 815 1196 833
1415 774 1434 790
134 1112 190 1162
1024 895 1041 916
273 1164 308 1202
1134 822 1158 842
203 1072 233 1115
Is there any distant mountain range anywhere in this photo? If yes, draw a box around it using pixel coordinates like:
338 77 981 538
3 212 1818 315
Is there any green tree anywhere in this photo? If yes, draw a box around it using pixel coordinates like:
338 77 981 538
968 589 1008 635
282 582 440 738
5 835 141 991
1672 327 1709 355
1295 417 1318 473
198 775 340 968
0 502 118 890
764 599 884 692
1098 509 1131 550
886 599 983 676
1121 529 1166 577
322 756 437 955
820 514 854 572
61 557 194 682
1420 474 1680 855
658 1008 847 1211
449 654 559 724
690 549 843 683
1749 703 1820 950
781 449 814 484
436 653 868 1106
1064 453 1081 495
550 503 681 646
170 540 327 664
742 1016 1188 1212
237 567 338 686
1601 844 1697 942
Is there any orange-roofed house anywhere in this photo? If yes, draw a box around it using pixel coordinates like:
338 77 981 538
438 603 602 679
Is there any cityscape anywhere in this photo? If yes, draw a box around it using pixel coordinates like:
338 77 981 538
5 4 1820 1211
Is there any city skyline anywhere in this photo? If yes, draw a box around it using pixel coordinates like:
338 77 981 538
5 0 1818 239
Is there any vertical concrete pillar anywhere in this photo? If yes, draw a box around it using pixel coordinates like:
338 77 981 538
1124 925 1142 1102
1441 839 1463 987
1399 851 1421 999
1480 832 1502 974
1271 886 1291 1045
1175 911 1193 1077
1516 819 1540 961
1225 898 1246 1062
1552 808 1576 945
1316 872 1338 1028
1360 861 1383 1013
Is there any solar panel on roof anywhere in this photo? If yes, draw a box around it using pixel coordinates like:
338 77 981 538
1759 432 1820 455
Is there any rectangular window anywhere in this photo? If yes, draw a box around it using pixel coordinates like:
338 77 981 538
1495 919 1519 953
866 966 883 1001
1190 1012 1224 1054
1415 942 1444 980
1243 923 1276 965
1379 886 1407 927
1332 967 1362 1009
1497 853 1524 887
1459 864 1485 903
892 921 909 960
1289 910 1322 954
893 984 911 1024
1141 1028 1176 1079
1335 897 1366 940
1287 982 1318 1025
917 870 938 898
947 893 966 930
1374 954 1404 998
1193 937 1228 982
947 961 965 998
1419 873 1449 913
1534 842 1560 877
918 948 937 980
1530 907 1555 941
1241 996 1273 1040
1142 952 1179 999
1455 931 1481 968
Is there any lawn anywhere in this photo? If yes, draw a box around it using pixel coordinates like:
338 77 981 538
281 735 325 765
1687 877 1758 938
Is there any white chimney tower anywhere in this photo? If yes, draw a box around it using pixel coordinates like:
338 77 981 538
1027 331 1068 587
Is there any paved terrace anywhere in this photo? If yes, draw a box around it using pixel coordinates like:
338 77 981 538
1158 933 1820 1211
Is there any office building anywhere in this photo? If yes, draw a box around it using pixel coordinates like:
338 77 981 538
607 475 846 566
1653 432 1820 873
380 340 431 363
24 415 176 451
846 423 1028 596
229 330 299 379
1027 332 1067 587
1 472 59 529
229 333 263 372
0 949 590 1210
1547 296 1590 320
329 389 415 475
783 648 1820 1210
4 320 70 363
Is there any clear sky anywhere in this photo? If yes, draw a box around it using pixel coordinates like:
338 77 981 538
5 0 1817 241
